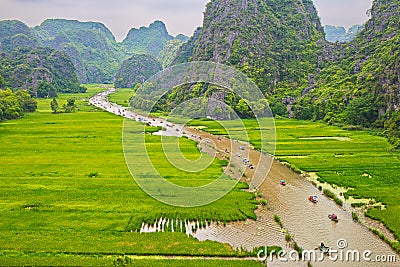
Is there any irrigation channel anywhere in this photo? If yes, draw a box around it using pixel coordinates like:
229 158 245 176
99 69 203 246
90 89 398 267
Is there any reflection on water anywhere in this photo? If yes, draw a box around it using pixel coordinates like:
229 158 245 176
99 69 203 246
140 217 212 237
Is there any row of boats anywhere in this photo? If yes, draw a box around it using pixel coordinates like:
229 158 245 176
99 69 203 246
279 179 339 254
279 180 339 223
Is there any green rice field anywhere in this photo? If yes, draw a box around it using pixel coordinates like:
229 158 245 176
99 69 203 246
108 87 135 107
0 86 261 265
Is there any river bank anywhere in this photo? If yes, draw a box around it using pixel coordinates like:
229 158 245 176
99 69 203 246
96 88 398 266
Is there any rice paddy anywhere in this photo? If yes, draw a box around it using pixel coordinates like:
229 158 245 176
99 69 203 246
0 86 261 265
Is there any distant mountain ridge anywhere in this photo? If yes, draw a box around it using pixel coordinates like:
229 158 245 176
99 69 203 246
123 20 185 57
0 19 188 84
324 24 364 42
32 19 128 84
0 20 37 53
0 20 83 97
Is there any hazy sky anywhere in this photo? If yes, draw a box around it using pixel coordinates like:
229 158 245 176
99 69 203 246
0 0 374 41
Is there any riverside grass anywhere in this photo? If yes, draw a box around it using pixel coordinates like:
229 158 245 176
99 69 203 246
0 86 260 264
187 118 400 245
108 87 135 107
0 255 265 267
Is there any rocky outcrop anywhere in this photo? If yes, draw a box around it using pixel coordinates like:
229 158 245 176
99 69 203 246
123 21 176 57
114 54 162 88
174 0 324 92
33 19 129 84
0 20 37 53
0 47 82 97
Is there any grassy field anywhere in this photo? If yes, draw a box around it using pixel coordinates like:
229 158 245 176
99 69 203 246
108 88 135 107
0 255 265 267
187 118 400 247
0 85 262 265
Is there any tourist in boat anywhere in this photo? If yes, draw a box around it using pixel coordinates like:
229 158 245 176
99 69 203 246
329 214 338 221
309 195 318 203
318 242 330 253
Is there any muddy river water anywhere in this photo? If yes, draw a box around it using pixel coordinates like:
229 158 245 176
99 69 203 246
90 90 398 267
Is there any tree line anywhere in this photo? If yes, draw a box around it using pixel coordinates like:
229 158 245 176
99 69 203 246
0 87 37 121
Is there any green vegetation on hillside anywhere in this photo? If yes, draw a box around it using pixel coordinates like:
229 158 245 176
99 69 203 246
176 0 323 93
0 20 37 53
108 88 136 107
158 39 184 68
33 19 131 84
115 54 162 88
1 19 188 85
172 27 202 65
291 0 399 146
0 46 84 97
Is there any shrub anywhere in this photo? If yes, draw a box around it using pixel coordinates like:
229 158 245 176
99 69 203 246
323 189 343 206
274 214 283 228
352 212 359 222
86 172 99 178
285 233 291 242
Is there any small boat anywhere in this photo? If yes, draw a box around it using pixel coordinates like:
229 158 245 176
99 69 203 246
317 244 330 254
309 195 318 203
328 214 339 222
279 180 287 186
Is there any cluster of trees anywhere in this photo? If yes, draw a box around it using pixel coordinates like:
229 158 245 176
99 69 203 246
50 98 77 114
383 112 400 149
0 88 37 121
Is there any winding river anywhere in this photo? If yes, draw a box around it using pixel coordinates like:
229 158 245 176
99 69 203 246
90 89 397 267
